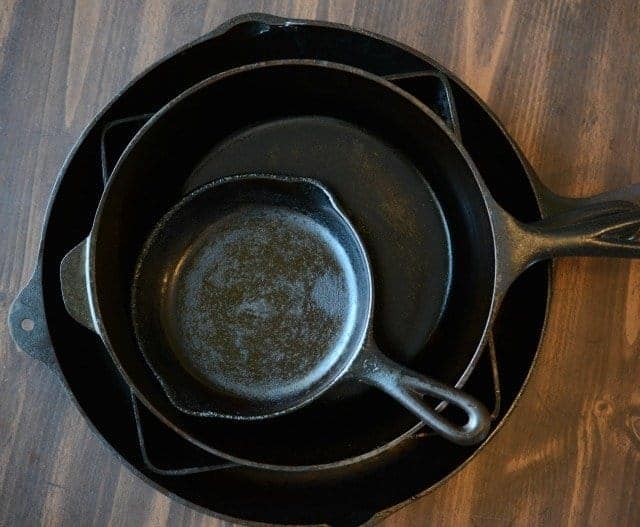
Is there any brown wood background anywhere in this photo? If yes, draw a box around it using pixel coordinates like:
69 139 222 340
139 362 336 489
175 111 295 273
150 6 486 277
1 1 639 525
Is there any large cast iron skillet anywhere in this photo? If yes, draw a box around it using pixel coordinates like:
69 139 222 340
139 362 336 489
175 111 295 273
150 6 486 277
9 12 639 525
59 60 640 468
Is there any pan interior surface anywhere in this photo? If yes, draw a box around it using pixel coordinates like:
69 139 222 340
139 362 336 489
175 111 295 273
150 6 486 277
168 207 358 400
132 177 371 417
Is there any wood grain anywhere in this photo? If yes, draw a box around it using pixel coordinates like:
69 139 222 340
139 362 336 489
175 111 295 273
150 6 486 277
1 1 639 525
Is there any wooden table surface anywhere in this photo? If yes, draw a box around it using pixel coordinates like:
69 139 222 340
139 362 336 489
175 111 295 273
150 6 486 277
2 1 639 525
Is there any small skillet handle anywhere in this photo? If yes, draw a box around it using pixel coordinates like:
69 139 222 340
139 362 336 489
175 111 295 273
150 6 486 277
351 342 490 446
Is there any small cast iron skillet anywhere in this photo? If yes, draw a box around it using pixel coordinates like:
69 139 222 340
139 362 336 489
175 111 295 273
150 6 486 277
130 174 489 444
59 61 640 463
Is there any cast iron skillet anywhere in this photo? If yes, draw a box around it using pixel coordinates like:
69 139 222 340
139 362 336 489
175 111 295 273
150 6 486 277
59 60 498 452
130 173 488 444
58 60 640 468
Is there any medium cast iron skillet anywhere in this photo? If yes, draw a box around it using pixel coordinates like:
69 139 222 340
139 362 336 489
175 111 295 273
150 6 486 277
130 173 489 444
59 60 640 466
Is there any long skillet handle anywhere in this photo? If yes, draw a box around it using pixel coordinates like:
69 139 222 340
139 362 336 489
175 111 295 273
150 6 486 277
536 181 640 217
351 341 491 446
524 201 640 258
494 199 640 291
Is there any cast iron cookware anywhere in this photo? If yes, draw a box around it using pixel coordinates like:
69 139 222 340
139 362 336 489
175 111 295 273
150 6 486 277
60 60 494 449
58 60 640 468
13 29 513 471
8 14 639 525
10 15 638 524
130 173 488 444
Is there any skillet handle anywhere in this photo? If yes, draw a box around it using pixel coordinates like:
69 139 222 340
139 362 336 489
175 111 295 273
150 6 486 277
526 201 640 257
536 181 640 216
351 342 490 446
8 266 60 374
60 238 97 331
494 199 640 290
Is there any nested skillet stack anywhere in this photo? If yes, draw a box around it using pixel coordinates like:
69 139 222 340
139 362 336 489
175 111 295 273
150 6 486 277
60 57 640 469
10 13 639 527
60 59 497 464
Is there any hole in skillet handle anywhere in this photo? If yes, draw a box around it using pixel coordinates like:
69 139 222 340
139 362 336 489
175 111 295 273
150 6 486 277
351 339 491 446
411 330 502 441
